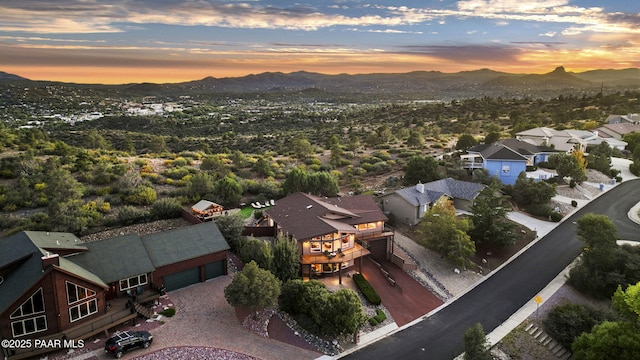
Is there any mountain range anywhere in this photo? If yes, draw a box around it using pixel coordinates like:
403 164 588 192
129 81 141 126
1 67 638 100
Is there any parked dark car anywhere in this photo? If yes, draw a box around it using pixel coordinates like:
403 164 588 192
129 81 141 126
104 331 153 358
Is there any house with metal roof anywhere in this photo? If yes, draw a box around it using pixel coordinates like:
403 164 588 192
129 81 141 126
264 192 393 283
379 178 485 226
0 221 229 359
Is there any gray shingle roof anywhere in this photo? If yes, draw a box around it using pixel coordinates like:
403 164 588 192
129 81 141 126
0 232 109 315
67 234 156 284
469 143 529 161
141 221 229 268
395 178 485 206
2 222 231 314
0 232 44 314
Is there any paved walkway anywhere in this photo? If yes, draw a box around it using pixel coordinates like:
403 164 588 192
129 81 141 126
63 276 320 360
361 257 443 327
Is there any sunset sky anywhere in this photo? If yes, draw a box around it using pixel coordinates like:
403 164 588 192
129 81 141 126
1 0 638 84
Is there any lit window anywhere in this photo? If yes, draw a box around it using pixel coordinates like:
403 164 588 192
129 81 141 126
310 241 321 253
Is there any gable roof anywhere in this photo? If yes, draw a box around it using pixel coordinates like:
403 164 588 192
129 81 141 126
0 232 109 315
1 222 230 314
469 143 529 161
0 232 46 315
141 221 229 268
264 192 387 241
394 178 485 206
596 123 640 138
67 234 155 283
26 231 88 253
497 138 556 155
515 127 558 138
192 199 222 212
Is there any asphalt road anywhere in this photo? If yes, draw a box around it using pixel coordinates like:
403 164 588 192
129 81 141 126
343 178 640 360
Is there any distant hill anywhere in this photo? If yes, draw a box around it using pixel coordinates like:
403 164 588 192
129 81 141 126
484 66 593 89
573 68 640 87
0 71 29 81
0 67 637 100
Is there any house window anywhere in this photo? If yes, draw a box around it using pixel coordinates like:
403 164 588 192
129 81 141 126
10 288 45 319
119 274 148 292
341 235 352 249
502 165 510 174
310 241 321 253
69 299 98 322
10 288 48 337
356 223 377 231
11 315 47 337
66 281 96 304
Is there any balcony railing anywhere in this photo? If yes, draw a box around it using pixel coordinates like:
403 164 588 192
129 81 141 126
461 161 484 169
301 243 370 265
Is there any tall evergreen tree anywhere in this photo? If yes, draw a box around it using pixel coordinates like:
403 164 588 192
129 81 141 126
463 323 492 360
418 197 475 268
270 233 300 283
468 183 516 247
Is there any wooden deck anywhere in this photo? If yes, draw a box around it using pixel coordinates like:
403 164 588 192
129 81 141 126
7 290 161 360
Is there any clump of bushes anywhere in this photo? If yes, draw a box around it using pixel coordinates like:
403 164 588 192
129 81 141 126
159 308 176 317
543 303 614 349
571 200 578 207
353 273 381 305
368 309 387 326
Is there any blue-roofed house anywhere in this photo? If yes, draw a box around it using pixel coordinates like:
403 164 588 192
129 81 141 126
379 178 485 226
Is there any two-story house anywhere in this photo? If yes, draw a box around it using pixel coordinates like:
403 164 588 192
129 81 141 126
462 138 559 184
263 192 393 283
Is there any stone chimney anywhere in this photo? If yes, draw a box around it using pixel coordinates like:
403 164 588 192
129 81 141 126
41 253 59 270
416 182 424 193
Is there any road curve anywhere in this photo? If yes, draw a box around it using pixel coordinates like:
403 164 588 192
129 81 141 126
343 178 640 360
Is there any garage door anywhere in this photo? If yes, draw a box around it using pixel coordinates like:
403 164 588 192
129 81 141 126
164 267 200 291
205 260 225 280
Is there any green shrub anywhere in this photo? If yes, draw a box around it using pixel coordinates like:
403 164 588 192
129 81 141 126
151 198 183 220
549 212 563 222
159 308 176 317
526 203 552 217
571 200 578 207
353 273 381 305
368 308 387 326
543 303 612 349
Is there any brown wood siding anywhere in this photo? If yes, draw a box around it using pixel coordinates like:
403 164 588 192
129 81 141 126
0 275 58 340
50 269 107 333
0 268 106 341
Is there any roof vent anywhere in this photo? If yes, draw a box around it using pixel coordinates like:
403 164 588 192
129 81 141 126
306 205 313 209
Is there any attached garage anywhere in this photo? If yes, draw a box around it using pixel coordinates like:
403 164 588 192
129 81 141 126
205 260 225 280
163 267 200 291
142 221 230 292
